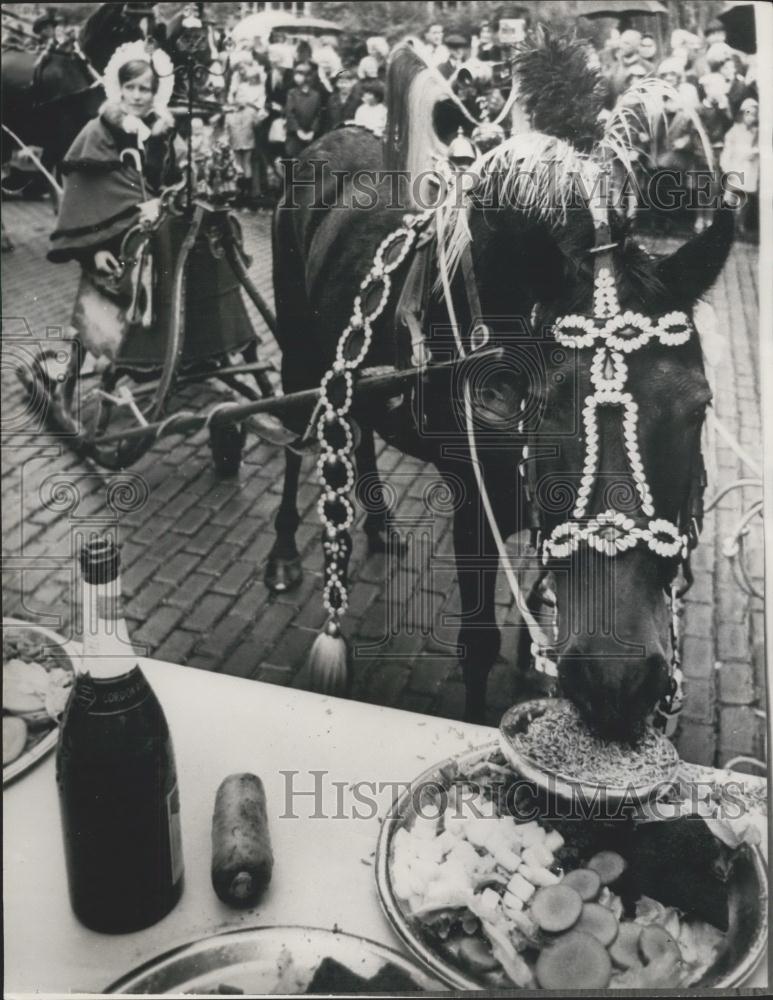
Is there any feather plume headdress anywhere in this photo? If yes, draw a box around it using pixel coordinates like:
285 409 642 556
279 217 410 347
103 40 175 113
434 36 715 281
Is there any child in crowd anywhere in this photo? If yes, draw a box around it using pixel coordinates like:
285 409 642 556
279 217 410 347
353 79 386 138
720 97 759 236
284 63 322 158
226 62 267 206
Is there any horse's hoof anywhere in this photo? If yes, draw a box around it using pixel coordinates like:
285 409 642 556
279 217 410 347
366 531 408 556
264 554 303 593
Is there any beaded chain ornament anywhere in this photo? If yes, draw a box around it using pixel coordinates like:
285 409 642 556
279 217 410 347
309 210 433 680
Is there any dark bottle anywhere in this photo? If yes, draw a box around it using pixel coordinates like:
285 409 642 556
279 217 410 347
56 535 184 933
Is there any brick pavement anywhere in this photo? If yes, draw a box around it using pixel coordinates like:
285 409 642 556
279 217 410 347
1 197 766 764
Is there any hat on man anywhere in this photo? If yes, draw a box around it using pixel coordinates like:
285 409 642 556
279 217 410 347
32 9 60 35
445 34 468 50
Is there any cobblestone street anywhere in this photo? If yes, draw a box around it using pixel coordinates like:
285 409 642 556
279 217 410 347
1 196 766 765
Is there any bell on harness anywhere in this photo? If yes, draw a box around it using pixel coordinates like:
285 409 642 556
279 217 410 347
447 128 477 168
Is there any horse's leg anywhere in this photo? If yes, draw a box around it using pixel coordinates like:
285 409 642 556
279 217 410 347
265 445 304 593
450 478 502 724
354 423 398 554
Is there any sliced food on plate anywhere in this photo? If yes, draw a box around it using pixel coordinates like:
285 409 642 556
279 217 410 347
3 622 76 778
381 744 764 990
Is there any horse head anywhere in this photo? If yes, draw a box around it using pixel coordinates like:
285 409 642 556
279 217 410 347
435 132 733 738
527 199 733 741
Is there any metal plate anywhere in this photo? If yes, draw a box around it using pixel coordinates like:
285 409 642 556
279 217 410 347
499 698 680 805
3 618 78 787
375 743 768 991
106 925 447 994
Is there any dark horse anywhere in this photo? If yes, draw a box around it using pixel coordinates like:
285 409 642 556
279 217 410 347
266 66 733 739
2 4 155 192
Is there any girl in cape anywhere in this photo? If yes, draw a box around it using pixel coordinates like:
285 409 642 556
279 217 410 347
49 41 255 372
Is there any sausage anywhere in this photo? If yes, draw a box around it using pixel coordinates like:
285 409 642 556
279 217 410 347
211 773 273 906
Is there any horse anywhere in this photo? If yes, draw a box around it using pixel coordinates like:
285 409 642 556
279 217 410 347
266 46 733 740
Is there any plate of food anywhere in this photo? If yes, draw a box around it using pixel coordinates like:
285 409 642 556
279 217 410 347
375 744 768 990
3 618 77 786
499 698 680 804
106 925 446 994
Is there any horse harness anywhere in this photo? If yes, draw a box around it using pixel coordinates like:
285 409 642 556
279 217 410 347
311 186 704 731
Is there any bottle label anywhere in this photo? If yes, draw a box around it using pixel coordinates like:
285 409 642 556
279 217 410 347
167 782 184 885
79 668 149 715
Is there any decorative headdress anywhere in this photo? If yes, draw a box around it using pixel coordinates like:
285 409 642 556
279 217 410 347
103 40 175 113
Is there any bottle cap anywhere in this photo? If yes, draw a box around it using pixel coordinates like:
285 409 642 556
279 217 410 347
80 536 120 585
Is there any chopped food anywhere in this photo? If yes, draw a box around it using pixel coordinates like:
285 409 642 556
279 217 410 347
586 850 627 886
530 885 583 933
609 921 642 968
457 936 499 972
563 868 601 901
574 902 619 947
3 630 74 725
3 628 76 772
3 716 28 765
504 700 678 787
639 924 682 964
389 752 732 989
535 931 612 989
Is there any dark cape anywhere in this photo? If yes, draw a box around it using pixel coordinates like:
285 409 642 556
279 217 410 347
49 105 255 369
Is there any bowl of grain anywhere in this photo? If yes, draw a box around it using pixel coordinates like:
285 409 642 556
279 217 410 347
499 698 680 806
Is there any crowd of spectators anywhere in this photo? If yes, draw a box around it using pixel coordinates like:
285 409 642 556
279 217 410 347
597 19 759 233
188 14 758 232
5 6 760 233
185 24 393 208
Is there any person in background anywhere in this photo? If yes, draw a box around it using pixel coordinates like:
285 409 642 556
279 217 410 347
477 21 502 62
226 61 267 208
657 56 699 110
356 54 381 83
250 35 270 72
437 35 469 81
285 63 322 159
366 36 390 78
639 33 657 64
422 23 449 66
720 97 758 236
32 8 59 49
607 29 652 99
353 79 387 138
324 68 358 131
718 54 748 116
316 35 344 82
695 70 733 231
264 43 293 178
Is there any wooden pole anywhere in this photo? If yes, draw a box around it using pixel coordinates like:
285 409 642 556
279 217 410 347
75 348 505 448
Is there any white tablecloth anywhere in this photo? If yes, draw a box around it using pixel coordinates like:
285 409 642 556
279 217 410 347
3 658 767 993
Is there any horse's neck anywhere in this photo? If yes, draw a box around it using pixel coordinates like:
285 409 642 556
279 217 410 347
34 52 92 101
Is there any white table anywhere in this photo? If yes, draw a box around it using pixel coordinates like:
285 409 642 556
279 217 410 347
3 658 768 994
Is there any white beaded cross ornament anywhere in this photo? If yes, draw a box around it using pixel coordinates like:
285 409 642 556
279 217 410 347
542 217 693 567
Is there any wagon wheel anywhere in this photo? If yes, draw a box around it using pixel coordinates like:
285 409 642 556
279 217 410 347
45 206 206 471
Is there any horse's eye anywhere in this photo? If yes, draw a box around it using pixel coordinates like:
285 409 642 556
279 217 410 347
685 402 709 425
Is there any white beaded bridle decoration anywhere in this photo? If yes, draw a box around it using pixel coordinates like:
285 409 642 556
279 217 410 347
541 262 693 567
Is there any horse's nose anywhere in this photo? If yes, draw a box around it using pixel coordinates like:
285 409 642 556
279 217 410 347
558 646 670 743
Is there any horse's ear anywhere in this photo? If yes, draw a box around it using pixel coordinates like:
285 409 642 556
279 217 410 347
655 206 734 308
